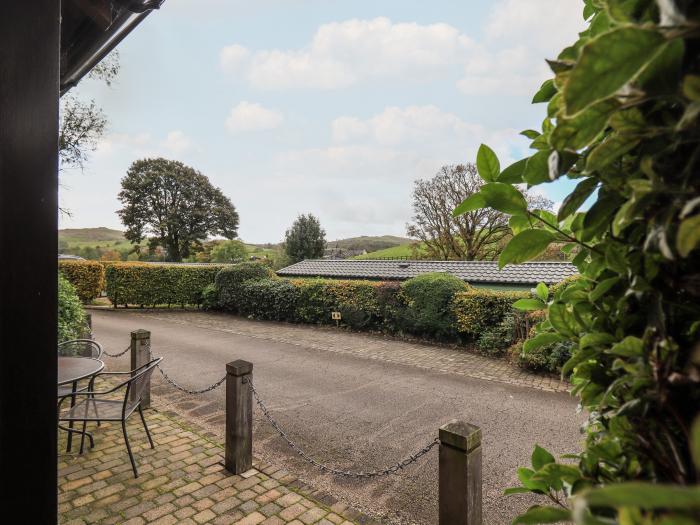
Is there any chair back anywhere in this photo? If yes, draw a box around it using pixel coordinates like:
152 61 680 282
124 358 162 414
58 339 103 359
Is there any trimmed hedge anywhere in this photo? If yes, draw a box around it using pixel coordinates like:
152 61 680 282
59 260 105 302
106 263 226 306
58 273 87 342
400 273 470 340
452 289 528 337
215 262 276 311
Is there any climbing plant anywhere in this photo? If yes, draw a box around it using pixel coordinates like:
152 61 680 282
453 1 700 523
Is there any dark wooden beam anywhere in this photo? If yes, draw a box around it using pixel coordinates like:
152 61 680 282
0 1 60 522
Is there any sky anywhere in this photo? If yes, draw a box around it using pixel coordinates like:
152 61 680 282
59 0 587 244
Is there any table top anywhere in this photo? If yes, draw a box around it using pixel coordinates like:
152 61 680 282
58 357 104 386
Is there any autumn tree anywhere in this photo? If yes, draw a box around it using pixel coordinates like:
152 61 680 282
406 164 551 260
283 214 326 263
118 158 239 262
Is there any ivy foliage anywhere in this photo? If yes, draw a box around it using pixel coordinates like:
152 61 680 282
453 1 700 522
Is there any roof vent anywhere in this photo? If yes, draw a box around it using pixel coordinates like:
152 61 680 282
398 262 410 269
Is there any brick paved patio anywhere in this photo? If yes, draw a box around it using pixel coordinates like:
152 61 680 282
58 409 362 525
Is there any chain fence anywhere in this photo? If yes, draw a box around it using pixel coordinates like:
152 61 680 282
102 345 131 358
247 378 439 478
108 338 438 477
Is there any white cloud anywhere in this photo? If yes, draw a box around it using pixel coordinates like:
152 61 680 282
221 17 474 89
160 130 192 155
458 0 585 96
268 105 524 233
225 101 284 132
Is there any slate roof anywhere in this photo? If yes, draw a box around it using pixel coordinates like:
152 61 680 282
277 259 578 285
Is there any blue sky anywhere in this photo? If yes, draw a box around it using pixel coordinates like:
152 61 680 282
60 0 586 243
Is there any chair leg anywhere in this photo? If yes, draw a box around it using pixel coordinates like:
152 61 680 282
138 405 154 449
79 420 87 454
122 419 138 478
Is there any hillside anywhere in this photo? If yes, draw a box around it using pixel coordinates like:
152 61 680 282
354 242 423 259
59 227 126 244
326 235 412 253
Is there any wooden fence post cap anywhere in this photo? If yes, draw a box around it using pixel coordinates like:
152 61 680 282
439 420 481 452
131 329 151 339
226 360 253 376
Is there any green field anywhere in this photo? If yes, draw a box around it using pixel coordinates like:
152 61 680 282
353 243 422 259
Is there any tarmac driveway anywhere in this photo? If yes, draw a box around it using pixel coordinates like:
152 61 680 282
92 309 584 524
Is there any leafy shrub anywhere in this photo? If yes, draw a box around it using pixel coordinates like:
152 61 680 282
452 289 527 338
237 279 300 321
509 338 574 374
400 273 470 340
453 1 700 519
210 240 247 263
375 281 405 333
201 283 219 310
476 313 520 357
58 260 105 302
215 262 275 311
58 273 87 342
105 263 224 306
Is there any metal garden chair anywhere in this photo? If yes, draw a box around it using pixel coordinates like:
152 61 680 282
58 357 162 478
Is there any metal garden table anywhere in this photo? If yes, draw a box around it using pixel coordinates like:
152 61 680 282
58 357 104 451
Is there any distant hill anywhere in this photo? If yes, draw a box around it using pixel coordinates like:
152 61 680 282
59 227 126 243
326 235 412 253
354 242 423 259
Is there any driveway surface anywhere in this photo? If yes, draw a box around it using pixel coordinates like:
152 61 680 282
92 309 584 525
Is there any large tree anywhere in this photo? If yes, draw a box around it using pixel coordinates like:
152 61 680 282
283 214 326 263
118 158 239 261
406 164 552 260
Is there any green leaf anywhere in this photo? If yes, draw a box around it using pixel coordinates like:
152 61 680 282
532 445 556 470
579 483 700 510
514 506 571 524
550 99 618 151
607 336 643 357
476 144 500 182
521 129 541 140
509 215 531 235
563 27 667 116
676 214 700 257
589 276 620 302
558 177 598 222
499 230 557 269
582 194 620 242
683 74 700 102
535 282 549 301
532 79 557 104
549 303 579 338
523 151 551 185
524 333 565 353
498 158 528 184
586 134 640 172
453 193 486 217
514 298 547 311
580 332 616 349
480 183 528 215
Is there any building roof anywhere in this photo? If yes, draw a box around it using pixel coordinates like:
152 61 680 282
277 259 578 285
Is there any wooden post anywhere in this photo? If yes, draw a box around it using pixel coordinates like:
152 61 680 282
130 329 151 408
439 419 482 525
225 360 253 474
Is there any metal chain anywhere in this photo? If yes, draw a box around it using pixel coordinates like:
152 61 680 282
248 379 439 478
143 340 227 395
102 345 131 358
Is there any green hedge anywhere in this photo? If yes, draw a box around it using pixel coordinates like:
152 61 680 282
452 289 528 337
105 263 226 306
215 262 276 311
59 260 105 302
58 273 87 342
